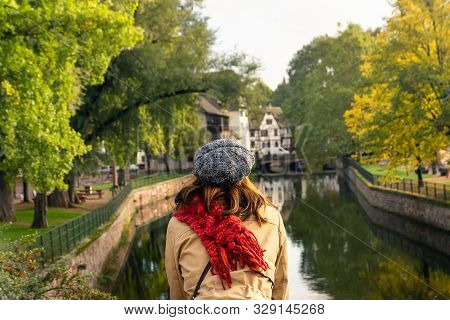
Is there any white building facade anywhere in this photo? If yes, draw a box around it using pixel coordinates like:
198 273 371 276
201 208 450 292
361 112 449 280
250 106 293 157
229 108 251 150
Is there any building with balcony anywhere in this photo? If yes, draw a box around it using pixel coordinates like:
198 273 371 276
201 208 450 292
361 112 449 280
250 105 293 157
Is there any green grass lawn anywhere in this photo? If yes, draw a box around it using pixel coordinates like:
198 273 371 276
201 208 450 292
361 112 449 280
362 164 433 179
1 172 188 246
0 207 86 244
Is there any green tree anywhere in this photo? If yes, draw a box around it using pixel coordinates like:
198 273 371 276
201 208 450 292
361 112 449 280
73 0 259 182
138 108 165 175
276 24 374 167
75 0 214 145
156 97 203 172
71 0 213 182
271 78 289 106
0 0 142 225
344 0 449 183
243 79 273 128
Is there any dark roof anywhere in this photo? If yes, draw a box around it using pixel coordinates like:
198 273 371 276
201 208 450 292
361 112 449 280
266 104 289 127
199 96 224 116
266 105 282 117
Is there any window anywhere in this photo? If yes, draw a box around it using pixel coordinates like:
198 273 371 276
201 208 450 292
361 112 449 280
141 155 145 163
275 141 279 147
274 129 278 136
250 130 255 137
222 117 229 131
260 130 268 137
266 119 272 125
251 141 255 148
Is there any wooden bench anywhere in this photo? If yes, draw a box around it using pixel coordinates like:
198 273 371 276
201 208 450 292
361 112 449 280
77 189 103 201
77 193 87 203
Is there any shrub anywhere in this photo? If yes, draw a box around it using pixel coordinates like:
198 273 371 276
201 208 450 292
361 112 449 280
0 232 113 300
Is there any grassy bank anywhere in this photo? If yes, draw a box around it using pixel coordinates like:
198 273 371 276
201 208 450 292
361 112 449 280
0 206 86 244
1 172 189 246
362 164 433 179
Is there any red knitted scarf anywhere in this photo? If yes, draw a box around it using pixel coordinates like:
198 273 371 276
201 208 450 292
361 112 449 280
173 196 268 289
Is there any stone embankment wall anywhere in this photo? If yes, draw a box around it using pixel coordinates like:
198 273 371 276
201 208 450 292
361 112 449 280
345 168 449 231
68 175 193 286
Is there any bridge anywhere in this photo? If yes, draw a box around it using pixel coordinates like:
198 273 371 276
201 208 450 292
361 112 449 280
256 154 305 175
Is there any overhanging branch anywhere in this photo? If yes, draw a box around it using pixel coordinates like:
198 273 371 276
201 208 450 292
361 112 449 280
85 87 206 143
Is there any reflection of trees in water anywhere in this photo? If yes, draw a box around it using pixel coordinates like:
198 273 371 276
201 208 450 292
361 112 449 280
286 175 450 299
299 174 340 200
115 174 450 300
113 215 171 300
368 223 450 273
365 260 450 299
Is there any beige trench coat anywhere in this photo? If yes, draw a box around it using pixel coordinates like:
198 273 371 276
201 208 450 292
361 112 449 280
165 205 289 300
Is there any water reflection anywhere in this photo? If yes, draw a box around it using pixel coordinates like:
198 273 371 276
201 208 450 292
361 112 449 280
113 216 170 299
256 177 296 221
283 174 450 299
114 174 450 300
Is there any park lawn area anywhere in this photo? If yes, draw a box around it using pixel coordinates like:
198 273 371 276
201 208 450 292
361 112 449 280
1 173 188 245
0 206 86 244
362 164 433 179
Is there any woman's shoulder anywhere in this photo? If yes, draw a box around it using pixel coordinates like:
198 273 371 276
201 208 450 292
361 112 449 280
261 205 287 243
167 214 195 240
259 205 283 227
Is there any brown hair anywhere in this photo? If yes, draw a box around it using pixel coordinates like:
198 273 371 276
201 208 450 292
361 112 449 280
175 176 272 225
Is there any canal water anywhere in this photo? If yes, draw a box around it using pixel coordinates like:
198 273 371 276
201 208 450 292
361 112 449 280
113 174 450 299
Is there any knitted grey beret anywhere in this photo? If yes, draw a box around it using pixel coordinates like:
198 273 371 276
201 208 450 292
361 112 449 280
192 139 255 185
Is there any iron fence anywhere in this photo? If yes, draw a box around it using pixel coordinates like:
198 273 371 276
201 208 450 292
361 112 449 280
36 170 189 266
343 157 448 202
343 157 377 184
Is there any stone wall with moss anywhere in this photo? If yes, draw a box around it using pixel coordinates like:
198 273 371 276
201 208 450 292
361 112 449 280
345 168 449 231
67 175 193 287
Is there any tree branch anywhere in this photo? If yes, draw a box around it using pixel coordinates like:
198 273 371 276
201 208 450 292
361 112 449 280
85 87 206 143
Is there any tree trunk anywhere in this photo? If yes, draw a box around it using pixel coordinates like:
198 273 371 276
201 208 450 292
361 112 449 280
145 147 152 175
23 180 30 203
124 163 130 184
0 170 15 222
118 168 125 187
431 162 437 175
416 165 424 188
47 189 70 208
67 170 81 204
112 161 118 187
164 154 170 173
31 192 48 228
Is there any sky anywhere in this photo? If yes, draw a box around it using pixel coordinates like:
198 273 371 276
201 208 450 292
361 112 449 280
201 0 393 89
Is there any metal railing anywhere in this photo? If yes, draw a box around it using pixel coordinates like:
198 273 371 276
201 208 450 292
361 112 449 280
343 157 448 202
343 157 377 184
36 170 190 266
